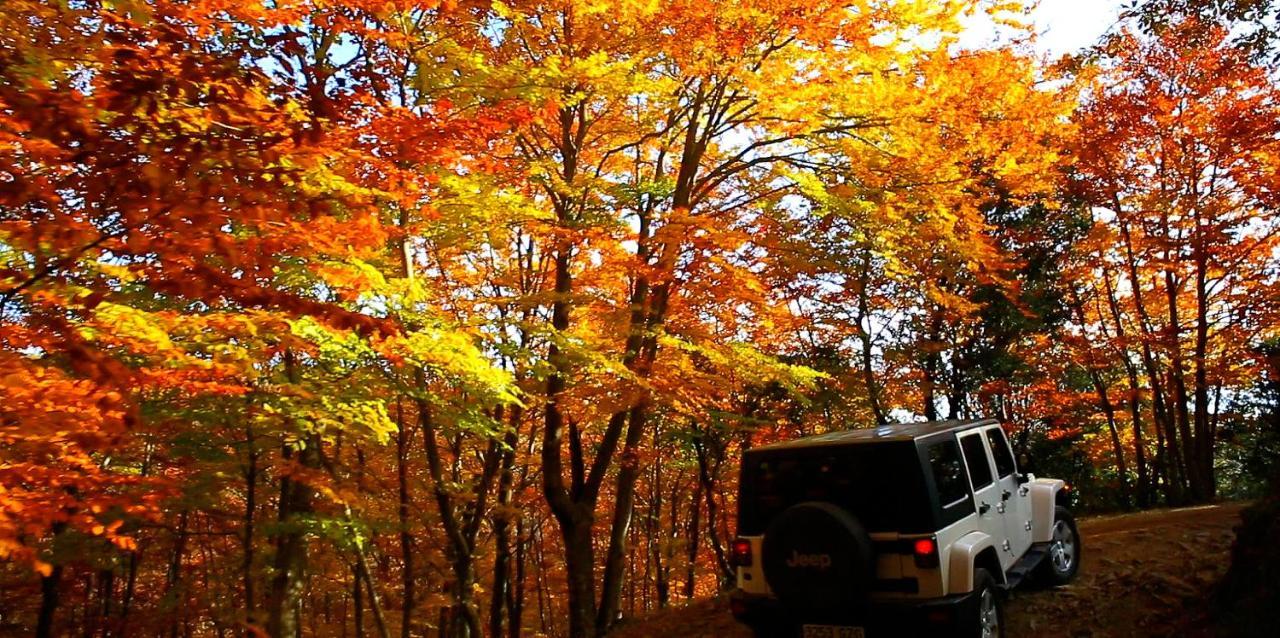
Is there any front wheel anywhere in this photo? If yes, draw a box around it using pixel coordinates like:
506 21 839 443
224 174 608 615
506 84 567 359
1038 505 1081 586
966 568 1004 638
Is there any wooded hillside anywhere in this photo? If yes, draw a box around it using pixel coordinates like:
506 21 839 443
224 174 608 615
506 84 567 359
1 0 1277 636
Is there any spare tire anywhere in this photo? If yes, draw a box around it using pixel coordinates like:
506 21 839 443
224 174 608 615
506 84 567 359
762 501 875 611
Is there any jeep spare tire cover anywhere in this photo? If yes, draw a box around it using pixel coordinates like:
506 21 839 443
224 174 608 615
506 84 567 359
762 501 875 610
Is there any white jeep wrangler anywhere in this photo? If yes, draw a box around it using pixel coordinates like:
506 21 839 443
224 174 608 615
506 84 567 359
729 419 1080 637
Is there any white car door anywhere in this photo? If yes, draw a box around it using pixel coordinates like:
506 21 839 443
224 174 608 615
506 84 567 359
985 427 1033 561
957 430 1012 571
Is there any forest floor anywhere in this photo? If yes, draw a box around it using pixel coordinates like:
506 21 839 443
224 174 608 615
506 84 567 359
613 502 1249 638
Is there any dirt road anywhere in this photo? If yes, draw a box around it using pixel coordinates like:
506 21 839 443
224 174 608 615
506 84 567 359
1006 502 1245 637
613 502 1247 638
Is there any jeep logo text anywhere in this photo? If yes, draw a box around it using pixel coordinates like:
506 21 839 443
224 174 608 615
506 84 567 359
785 550 832 569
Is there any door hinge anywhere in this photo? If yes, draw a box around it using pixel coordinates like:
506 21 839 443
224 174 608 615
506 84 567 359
1002 539 1011 552
1024 520 1033 531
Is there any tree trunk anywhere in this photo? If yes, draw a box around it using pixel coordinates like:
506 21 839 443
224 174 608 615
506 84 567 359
855 257 887 424
922 314 943 420
1152 399 1169 501
641 479 653 614
265 435 319 638
120 549 140 636
490 407 521 638
649 456 668 611
1163 268 1205 500
243 423 259 633
354 545 391 638
597 404 649 634
1095 371 1131 507
36 563 64 638
560 514 597 638
98 568 115 638
490 515 512 638
947 334 968 420
120 447 154 637
1117 215 1185 503
167 509 190 638
396 403 414 638
1097 266 1151 506
353 564 364 638
532 526 551 638
693 433 732 584
417 395 500 638
1191 211 1215 499
657 477 681 610
449 556 482 638
510 516 526 638
685 468 702 600
1069 289 1131 507
540 218 602 636
266 351 321 638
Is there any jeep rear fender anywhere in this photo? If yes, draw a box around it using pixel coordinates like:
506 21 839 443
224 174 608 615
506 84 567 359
947 531 1004 594
1028 478 1065 543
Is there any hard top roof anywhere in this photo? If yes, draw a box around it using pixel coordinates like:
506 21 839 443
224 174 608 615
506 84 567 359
747 418 999 453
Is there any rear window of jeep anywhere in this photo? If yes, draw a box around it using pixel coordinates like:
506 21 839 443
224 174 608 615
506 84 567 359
737 442 933 535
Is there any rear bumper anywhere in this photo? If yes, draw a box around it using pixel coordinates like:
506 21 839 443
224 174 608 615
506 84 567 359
730 589 981 636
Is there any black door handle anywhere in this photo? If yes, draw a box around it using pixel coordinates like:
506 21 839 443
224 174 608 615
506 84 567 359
979 502 991 515
1002 490 1011 501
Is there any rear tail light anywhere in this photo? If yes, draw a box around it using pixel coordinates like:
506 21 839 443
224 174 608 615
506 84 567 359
731 538 753 567
913 536 939 568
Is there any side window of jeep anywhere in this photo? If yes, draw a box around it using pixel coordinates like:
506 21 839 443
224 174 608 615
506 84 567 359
985 428 1017 478
960 434 994 490
927 439 972 522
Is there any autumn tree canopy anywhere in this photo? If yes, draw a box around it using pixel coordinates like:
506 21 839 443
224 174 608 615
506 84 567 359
1 1 1276 637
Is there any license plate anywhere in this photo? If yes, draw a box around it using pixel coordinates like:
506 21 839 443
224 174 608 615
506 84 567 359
801 625 865 638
